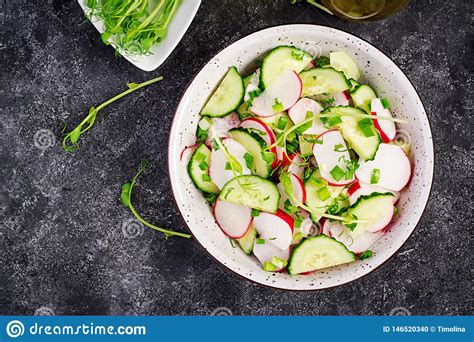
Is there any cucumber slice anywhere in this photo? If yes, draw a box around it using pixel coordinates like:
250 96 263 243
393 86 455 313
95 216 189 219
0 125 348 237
299 68 350 97
346 193 394 238
236 224 257 254
229 128 272 178
349 78 361 92
330 51 361 80
322 106 381 160
219 175 280 213
261 46 313 89
350 84 377 113
304 169 344 222
201 66 244 117
288 235 355 275
187 144 219 194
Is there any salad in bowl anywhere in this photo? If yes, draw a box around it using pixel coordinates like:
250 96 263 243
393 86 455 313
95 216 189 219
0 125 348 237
186 46 411 275
169 25 433 289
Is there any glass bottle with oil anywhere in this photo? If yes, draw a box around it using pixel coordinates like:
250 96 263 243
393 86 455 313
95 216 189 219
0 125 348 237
321 0 408 21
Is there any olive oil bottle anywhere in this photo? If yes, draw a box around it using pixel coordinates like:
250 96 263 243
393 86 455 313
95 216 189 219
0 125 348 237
321 0 408 21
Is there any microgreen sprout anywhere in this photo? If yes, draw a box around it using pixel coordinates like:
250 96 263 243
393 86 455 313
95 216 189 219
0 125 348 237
120 160 191 239
62 76 163 153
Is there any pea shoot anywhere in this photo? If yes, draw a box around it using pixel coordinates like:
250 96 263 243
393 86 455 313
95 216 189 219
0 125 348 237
62 76 163 153
121 160 192 239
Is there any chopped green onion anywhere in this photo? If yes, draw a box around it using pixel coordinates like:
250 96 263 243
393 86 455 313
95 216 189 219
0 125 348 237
248 89 262 98
277 117 288 130
272 98 284 113
381 98 390 109
334 144 348 152
212 139 220 150
393 206 399 217
224 162 232 170
199 161 208 170
271 256 287 268
261 151 276 164
294 218 302 228
317 187 331 201
196 127 208 143
370 168 380 184
358 118 375 137
263 261 277 272
330 165 345 181
202 174 211 182
251 209 260 217
303 167 313 180
198 117 213 130
243 152 254 169
314 56 330 67
256 238 265 245
195 152 206 162
327 116 342 127
345 214 358 230
358 250 373 260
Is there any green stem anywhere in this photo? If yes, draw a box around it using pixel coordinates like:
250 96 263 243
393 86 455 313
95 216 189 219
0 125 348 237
128 164 192 239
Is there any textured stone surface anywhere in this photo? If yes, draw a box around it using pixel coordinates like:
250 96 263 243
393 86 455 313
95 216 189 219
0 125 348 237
0 0 472 315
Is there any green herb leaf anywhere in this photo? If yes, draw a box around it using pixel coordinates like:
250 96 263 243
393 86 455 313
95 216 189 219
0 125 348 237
381 98 390 109
370 168 380 184
359 250 373 260
330 165 345 181
317 187 331 201
244 152 254 169
251 208 260 217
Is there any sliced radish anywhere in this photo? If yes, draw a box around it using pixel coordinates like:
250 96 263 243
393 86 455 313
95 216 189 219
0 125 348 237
204 112 241 147
287 98 326 135
371 98 396 143
253 210 294 250
280 154 305 179
240 117 279 168
251 71 302 117
299 210 318 236
276 175 306 207
179 144 197 162
253 240 290 271
209 138 251 189
243 69 260 102
303 60 315 70
312 130 355 186
313 91 350 107
348 181 400 205
324 220 383 254
213 199 252 238
355 144 411 192
291 174 306 203
321 219 331 236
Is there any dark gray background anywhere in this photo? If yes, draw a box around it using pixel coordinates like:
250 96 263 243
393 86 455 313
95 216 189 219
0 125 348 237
1 0 472 315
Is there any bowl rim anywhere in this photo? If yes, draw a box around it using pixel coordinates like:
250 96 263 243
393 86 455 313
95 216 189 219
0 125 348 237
167 23 435 291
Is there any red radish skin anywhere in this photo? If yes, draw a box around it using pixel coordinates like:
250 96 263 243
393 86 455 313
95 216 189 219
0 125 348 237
275 209 295 233
250 71 302 117
213 199 252 238
291 174 306 203
180 144 197 161
370 98 396 142
240 118 279 168
348 181 400 205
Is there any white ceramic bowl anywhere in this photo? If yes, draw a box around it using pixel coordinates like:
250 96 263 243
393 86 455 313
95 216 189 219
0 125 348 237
168 25 434 290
